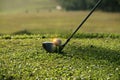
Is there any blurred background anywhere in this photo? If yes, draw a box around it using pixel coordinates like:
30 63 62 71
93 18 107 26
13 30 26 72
0 0 120 34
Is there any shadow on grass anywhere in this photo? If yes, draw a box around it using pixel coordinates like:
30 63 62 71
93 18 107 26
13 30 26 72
13 29 31 35
63 45 120 65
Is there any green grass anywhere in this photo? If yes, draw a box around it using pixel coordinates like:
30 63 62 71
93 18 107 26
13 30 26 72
0 11 120 34
0 0 58 13
0 34 120 79
0 0 120 79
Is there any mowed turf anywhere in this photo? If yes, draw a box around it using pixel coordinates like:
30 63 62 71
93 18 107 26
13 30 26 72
0 0 57 13
0 34 120 79
0 0 120 79
0 11 120 34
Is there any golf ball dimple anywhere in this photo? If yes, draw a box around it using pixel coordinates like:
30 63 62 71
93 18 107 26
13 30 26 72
53 38 62 46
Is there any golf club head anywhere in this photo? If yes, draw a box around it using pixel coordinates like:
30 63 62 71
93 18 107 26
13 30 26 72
42 42 56 53
42 42 63 53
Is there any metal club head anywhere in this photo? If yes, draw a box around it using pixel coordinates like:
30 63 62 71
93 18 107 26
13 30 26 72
42 38 63 53
42 42 63 53
42 42 57 53
42 42 55 53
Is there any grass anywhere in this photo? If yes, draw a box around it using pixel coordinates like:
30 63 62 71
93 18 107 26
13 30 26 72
0 0 58 13
0 34 120 79
0 0 120 79
0 11 120 34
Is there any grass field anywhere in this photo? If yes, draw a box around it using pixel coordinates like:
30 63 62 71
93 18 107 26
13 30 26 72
0 0 120 34
0 34 120 79
0 0 120 79
0 0 58 13
0 11 120 34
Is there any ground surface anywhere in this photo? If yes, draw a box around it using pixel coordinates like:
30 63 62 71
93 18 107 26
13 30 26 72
0 0 57 13
0 34 120 80
0 1 120 79
0 11 120 34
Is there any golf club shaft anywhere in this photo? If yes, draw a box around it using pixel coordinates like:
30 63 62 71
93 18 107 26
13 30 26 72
61 0 102 51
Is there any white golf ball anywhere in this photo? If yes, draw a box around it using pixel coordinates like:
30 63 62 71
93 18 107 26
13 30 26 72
53 38 62 46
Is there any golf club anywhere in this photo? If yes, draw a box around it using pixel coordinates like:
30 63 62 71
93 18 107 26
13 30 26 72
42 0 102 53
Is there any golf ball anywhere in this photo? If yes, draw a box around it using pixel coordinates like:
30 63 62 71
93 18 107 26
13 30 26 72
53 38 62 46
